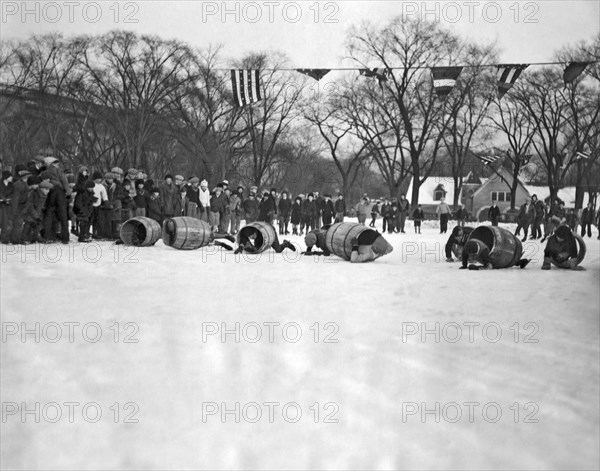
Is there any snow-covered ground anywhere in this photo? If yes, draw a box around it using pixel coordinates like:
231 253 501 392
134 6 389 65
1 219 599 470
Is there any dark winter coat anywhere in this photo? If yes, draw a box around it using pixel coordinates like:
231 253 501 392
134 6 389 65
398 198 410 213
258 198 273 222
133 190 149 210
445 226 474 259
278 198 292 218
243 198 259 220
517 203 536 225
11 179 30 215
488 205 501 222
291 201 302 224
387 205 399 221
0 179 13 205
545 231 578 260
371 203 380 216
23 189 48 223
147 195 163 223
533 200 546 222
210 192 227 213
314 196 324 215
412 208 424 221
334 199 346 214
581 207 594 224
321 200 335 221
74 190 96 220
301 199 317 219
380 203 390 218
160 182 179 216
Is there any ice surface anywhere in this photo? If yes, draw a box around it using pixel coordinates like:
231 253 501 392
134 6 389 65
1 219 599 470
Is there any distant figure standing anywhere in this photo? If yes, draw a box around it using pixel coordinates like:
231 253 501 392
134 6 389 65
412 205 424 234
334 194 346 223
356 197 369 225
580 202 594 238
369 200 380 227
436 197 451 234
455 204 466 227
397 194 410 233
488 201 500 226
515 198 536 242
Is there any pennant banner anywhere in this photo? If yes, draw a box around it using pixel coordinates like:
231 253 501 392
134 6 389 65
360 68 390 87
296 69 331 81
563 62 590 85
231 69 262 107
431 66 463 98
576 151 590 160
497 64 528 99
477 153 499 165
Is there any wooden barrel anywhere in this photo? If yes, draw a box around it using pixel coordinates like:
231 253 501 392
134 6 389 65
467 226 523 268
162 217 212 250
120 217 161 247
324 223 381 261
551 232 586 268
236 221 277 253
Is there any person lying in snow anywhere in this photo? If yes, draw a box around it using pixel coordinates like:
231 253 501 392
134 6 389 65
541 225 584 270
233 224 296 254
302 225 331 256
445 225 474 262
459 238 530 270
349 231 393 263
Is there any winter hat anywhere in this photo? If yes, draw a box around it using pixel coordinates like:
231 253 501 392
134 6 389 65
39 181 53 190
180 186 188 193
151 187 160 194
2 170 12 181
85 180 96 189
111 167 124 175
18 170 32 178
165 174 173 180
175 175 184 181
135 179 145 188
249 192 256 197
270 187 277 192
104 172 116 179
237 185 244 191
33 155 46 163
555 225 571 240
295 196 301 202
66 173 75 184
92 171 103 180
200 179 208 187
308 193 314 199
190 177 200 184
324 194 332 198
216 183 224 189
40 171 52 180
78 165 89 174
27 176 41 186
304 232 317 248
123 179 131 186
44 157 59 166
222 180 229 186
263 191 270 197
371 236 393 256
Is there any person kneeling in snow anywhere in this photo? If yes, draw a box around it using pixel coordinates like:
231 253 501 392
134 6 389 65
349 232 393 263
303 225 331 256
234 225 295 254
541 225 583 270
459 239 530 270
444 225 474 262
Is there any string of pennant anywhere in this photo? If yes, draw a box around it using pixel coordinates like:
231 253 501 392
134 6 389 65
231 61 596 106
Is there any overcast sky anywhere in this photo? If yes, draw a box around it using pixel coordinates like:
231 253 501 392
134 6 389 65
2 0 598 67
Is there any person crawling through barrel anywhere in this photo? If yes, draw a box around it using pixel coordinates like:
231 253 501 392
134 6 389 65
459 238 530 270
162 218 236 251
541 225 584 271
302 225 331 256
445 226 474 262
349 231 393 263
234 224 296 254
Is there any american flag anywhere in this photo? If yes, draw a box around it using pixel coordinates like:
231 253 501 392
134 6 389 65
497 64 529 99
477 153 500 165
296 69 331 81
231 69 262 107
576 151 590 160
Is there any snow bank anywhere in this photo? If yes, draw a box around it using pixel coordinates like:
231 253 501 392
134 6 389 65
1 219 599 470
